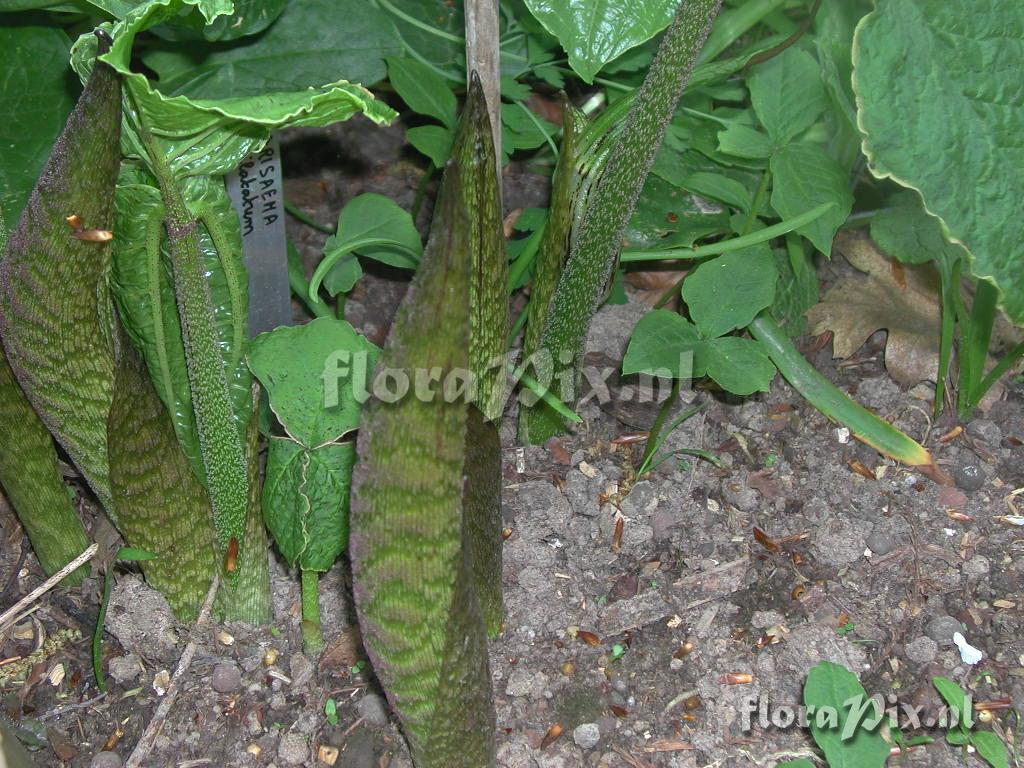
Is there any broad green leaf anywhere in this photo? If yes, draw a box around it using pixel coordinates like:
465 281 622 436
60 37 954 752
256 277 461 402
522 0 677 83
378 0 465 80
247 316 379 448
932 676 972 731
73 0 396 180
871 190 967 267
0 48 120 512
748 45 826 144
623 310 702 379
501 102 559 155
323 255 362 297
625 175 730 249
406 124 455 167
387 57 457 129
146 0 288 41
327 193 422 268
0 26 76 224
262 438 354 570
770 142 852 256
814 0 869 170
804 661 890 768
142 0 399 96
853 0 1024 324
682 245 778 339
717 123 773 159
701 336 775 395
972 731 1010 768
111 178 254 484
682 171 753 212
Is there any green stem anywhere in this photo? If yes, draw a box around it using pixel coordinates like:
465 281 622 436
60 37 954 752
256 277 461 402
285 200 335 234
740 166 771 234
287 240 331 319
300 569 324 654
411 163 437 223
138 122 249 568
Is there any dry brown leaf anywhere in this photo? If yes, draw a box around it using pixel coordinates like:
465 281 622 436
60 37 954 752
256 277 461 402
807 233 941 387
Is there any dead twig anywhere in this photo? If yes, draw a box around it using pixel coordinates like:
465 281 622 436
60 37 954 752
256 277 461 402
124 573 219 768
0 543 98 636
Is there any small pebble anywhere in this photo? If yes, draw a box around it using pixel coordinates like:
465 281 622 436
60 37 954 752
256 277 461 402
963 555 991 578
277 732 308 766
573 723 601 750
289 653 315 689
966 419 1001 445
90 752 122 768
904 636 939 664
357 692 389 727
866 527 899 556
107 655 141 685
211 662 242 694
925 615 963 646
953 464 985 492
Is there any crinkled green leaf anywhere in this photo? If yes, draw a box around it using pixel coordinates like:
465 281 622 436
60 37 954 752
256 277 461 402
0 26 76 224
247 316 378 448
682 245 778 339
142 0 396 93
262 438 354 570
749 45 826 144
770 142 852 256
147 0 287 42
110 177 253 484
853 0 1024 323
70 0 396 180
522 0 677 83
701 336 775 395
805 661 889 768
387 57 457 129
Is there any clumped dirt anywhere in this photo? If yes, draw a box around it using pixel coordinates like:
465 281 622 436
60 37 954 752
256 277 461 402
1 117 1022 768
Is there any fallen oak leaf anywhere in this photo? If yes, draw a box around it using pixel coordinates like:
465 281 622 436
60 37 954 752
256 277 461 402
806 233 941 388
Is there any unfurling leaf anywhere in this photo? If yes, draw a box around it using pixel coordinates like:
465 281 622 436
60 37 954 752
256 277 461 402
0 209 90 584
350 153 496 766
0 35 122 511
